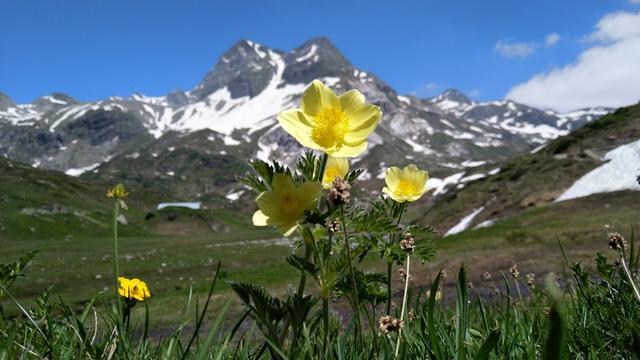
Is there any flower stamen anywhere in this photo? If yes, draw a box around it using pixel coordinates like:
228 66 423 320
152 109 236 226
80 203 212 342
311 106 349 150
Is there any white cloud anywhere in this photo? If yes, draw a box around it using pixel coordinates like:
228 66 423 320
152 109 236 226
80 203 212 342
494 40 536 58
584 11 640 42
410 82 441 97
545 33 561 47
422 82 439 92
506 11 640 112
468 89 482 98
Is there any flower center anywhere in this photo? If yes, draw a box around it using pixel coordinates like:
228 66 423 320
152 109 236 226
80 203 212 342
323 167 342 184
396 180 418 197
279 192 303 218
311 106 349 150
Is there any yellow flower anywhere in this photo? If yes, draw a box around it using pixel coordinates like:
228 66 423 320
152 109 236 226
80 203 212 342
252 173 322 236
278 80 381 157
106 184 129 199
118 277 150 302
382 164 429 203
322 157 349 189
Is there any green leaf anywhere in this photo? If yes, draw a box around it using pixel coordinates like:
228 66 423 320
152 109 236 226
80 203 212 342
543 275 567 360
473 330 501 360
456 264 469 360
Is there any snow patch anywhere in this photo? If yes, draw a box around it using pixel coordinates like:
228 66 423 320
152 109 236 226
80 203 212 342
556 139 640 202
65 162 101 177
296 44 318 62
397 95 411 105
445 207 485 236
428 171 466 196
461 160 486 168
226 190 245 201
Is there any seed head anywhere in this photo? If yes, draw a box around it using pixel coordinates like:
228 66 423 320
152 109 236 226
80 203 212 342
398 267 411 282
379 315 403 334
608 232 627 250
482 272 492 281
327 177 351 205
407 309 416 321
400 232 415 252
327 219 340 234
509 264 520 278
526 273 536 288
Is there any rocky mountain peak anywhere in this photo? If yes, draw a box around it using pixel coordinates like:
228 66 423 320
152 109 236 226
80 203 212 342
0 92 16 110
282 37 353 85
192 40 282 100
433 89 472 104
32 93 77 111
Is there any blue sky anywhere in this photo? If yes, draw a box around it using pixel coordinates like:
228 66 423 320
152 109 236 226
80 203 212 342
1 0 639 110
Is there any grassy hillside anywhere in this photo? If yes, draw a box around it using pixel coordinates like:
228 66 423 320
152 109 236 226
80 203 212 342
0 156 257 241
418 104 640 233
0 157 126 240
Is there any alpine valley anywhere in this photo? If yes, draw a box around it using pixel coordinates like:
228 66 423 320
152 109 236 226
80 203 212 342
0 38 615 230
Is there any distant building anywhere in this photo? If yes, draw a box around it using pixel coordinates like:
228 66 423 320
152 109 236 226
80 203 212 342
157 202 202 210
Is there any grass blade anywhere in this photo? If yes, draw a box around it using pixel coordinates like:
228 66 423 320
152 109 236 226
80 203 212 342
473 329 500 360
181 261 222 360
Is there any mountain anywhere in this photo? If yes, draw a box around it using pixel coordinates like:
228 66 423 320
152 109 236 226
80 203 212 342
0 38 612 207
418 103 640 235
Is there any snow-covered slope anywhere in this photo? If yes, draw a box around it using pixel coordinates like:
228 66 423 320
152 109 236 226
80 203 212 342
556 139 640 201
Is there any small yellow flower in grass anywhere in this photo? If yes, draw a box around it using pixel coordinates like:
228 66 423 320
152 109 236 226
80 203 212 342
278 80 381 157
118 277 150 302
106 184 129 199
322 157 349 189
252 173 322 236
382 164 429 203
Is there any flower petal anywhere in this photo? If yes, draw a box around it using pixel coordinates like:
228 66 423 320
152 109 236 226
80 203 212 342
331 141 367 157
252 210 269 226
271 173 296 193
339 89 365 116
384 167 401 190
282 223 299 237
298 181 323 209
300 80 339 116
349 104 381 131
277 110 319 150
344 105 381 144
322 157 350 188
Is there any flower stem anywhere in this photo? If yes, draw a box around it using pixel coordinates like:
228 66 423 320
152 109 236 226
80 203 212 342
339 204 363 345
322 296 329 356
394 254 411 357
112 200 124 328
620 254 640 303
386 202 406 315
316 153 329 182
386 261 393 315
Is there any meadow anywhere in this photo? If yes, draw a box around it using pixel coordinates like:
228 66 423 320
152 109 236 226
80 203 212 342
2 80 639 359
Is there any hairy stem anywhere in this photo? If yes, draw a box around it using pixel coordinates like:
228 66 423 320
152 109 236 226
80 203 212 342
340 205 363 344
395 254 411 357
620 254 640 303
112 201 124 329
316 153 329 182
386 261 393 315
322 296 329 356
386 202 406 315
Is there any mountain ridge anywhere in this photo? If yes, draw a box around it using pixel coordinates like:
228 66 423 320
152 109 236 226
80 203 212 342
0 37 613 208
